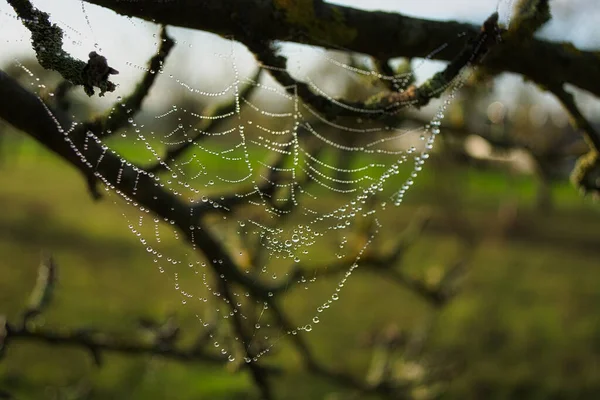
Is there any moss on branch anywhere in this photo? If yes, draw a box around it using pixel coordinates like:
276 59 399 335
571 151 600 196
509 0 551 39
273 0 357 45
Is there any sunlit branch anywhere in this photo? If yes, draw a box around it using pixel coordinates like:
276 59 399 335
550 84 600 195
21 256 57 325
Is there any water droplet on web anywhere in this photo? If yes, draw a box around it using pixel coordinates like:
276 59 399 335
45 35 465 360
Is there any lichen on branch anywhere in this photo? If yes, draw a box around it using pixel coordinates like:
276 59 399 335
272 0 357 45
7 0 117 96
571 151 600 197
509 0 551 39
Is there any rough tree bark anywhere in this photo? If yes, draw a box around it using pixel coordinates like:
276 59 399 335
79 0 600 98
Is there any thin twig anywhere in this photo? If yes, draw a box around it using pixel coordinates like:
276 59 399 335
81 25 176 139
147 69 262 174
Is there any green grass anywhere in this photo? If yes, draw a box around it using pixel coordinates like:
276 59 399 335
1 136 600 399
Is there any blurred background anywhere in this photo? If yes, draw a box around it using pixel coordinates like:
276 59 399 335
1 0 600 399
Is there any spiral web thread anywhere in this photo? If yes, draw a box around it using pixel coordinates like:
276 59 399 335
0 0 490 364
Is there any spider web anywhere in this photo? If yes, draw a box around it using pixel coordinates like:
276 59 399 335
0 0 508 365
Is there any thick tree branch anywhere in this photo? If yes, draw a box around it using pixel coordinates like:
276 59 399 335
0 70 291 300
81 0 600 98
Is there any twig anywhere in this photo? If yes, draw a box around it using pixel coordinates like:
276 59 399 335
370 57 397 92
549 85 600 154
81 25 176 139
147 69 262 174
550 84 600 195
22 255 57 326
4 320 225 366
219 280 274 400
1 259 286 377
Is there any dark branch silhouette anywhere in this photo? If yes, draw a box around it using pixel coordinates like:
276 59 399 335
79 0 600 98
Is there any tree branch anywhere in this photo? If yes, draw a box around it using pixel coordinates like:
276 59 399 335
249 13 500 119
549 85 600 155
8 0 118 96
81 0 600 98
0 69 291 300
549 84 600 195
3 320 225 366
81 25 176 140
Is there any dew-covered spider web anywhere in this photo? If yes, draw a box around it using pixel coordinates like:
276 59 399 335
0 0 512 364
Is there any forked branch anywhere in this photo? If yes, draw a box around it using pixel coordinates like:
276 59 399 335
79 0 600 99
251 13 501 120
